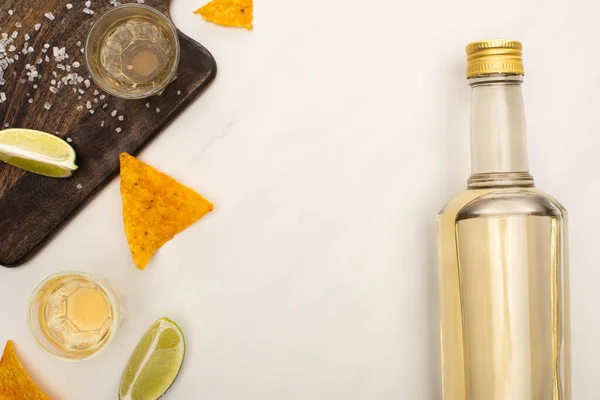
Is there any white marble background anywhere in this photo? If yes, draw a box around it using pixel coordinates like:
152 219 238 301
1 0 598 398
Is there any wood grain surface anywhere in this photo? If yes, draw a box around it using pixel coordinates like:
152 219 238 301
0 0 217 266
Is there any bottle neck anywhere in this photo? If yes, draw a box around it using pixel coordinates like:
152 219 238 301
468 75 534 188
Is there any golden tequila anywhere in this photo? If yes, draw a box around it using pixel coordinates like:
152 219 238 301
29 272 120 361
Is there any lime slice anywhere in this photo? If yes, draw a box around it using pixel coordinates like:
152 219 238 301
0 128 78 178
119 318 185 400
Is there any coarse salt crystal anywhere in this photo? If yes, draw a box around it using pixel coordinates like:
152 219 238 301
4 123 9 128
102 103 108 109
100 120 105 127
78 89 84 94
76 105 84 111
76 41 82 47
72 61 80 68
24 34 30 41
15 22 22 28
66 4 73 10
44 102 51 110
84 79 90 88
116 127 122 133
66 137 72 143
50 86 58 94
33 84 38 89
83 8 94 15
8 10 13 16
76 184 83 190
86 101 92 109
145 103 150 108
34 23 41 31
85 1 92 7
51 79 56 85
45 12 55 21
89 109 94 114
111 110 117 117
156 107 160 113
177 90 181 95
93 89 99 95
118 115 124 121
99 94 106 100
11 31 18 39
28 98 33 104
36 58 43 64
0 92 6 103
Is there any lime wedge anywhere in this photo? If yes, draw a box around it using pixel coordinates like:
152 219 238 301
0 128 78 178
119 318 185 400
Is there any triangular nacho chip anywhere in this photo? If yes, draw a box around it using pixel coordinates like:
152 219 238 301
0 341 50 400
194 0 253 30
120 153 214 270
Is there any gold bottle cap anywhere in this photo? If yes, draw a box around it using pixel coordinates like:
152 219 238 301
466 39 524 78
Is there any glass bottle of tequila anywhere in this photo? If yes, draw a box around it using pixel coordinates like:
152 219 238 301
437 40 570 399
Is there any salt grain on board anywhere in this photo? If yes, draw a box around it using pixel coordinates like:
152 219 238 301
66 4 73 10
44 102 51 110
76 184 83 190
45 12 55 21
116 127 122 133
34 24 41 31
111 110 117 117
66 137 72 143
118 115 124 121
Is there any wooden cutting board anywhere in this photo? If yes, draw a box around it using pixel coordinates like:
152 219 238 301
0 0 217 267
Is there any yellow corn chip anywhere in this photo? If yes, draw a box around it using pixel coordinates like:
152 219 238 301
0 341 50 400
194 0 253 30
120 153 214 270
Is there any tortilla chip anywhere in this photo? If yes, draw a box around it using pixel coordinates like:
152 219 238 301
194 0 253 30
120 153 214 270
0 341 50 400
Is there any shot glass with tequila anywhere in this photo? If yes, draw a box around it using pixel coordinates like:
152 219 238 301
28 271 121 361
85 4 180 99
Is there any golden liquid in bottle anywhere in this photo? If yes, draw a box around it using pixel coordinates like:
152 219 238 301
438 188 570 400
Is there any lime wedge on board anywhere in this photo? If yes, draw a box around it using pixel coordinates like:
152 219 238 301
119 318 185 400
0 128 78 178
